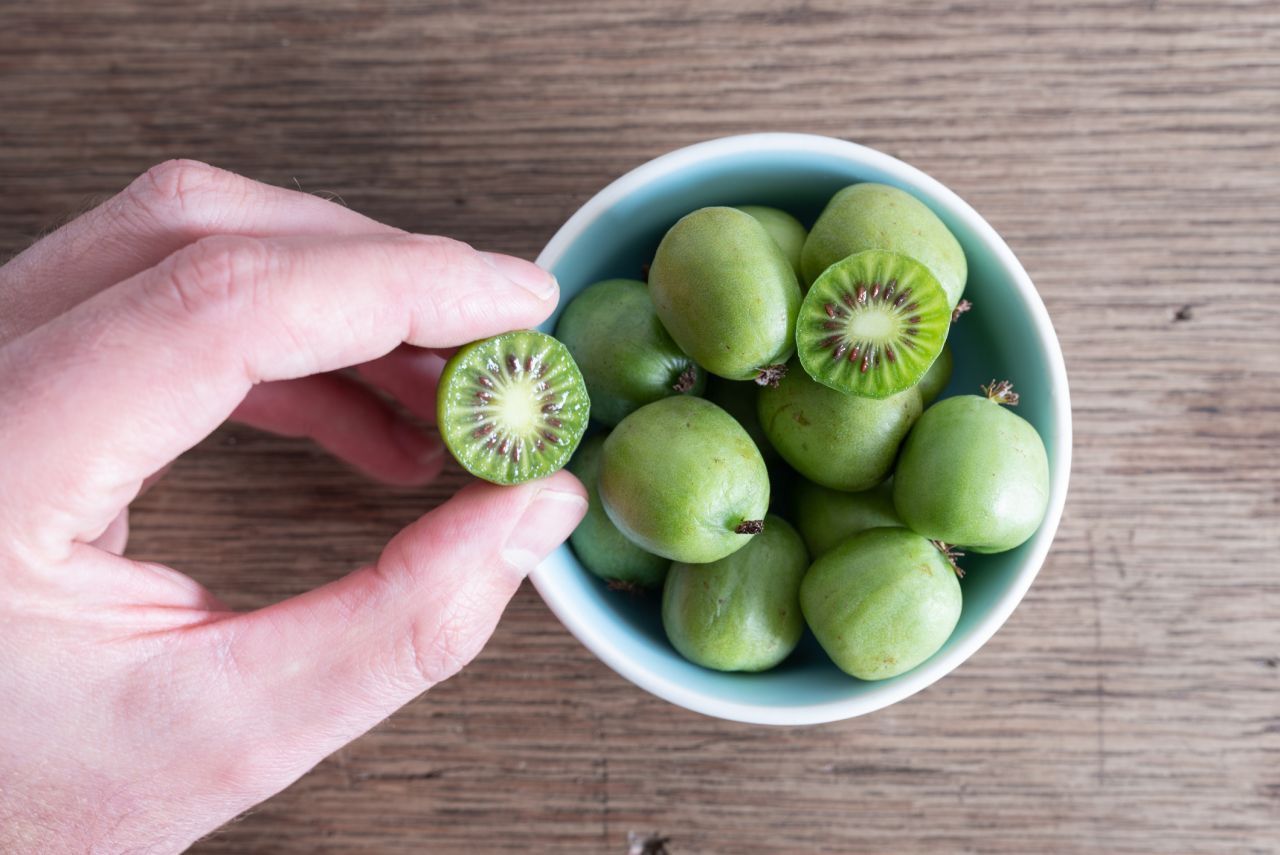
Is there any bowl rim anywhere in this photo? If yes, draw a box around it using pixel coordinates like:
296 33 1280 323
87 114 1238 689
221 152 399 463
531 132 1073 725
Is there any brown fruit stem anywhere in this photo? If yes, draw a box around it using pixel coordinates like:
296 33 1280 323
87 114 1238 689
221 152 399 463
951 299 973 323
931 540 966 578
607 579 646 596
734 519 765 535
671 364 697 393
753 363 787 388
981 379 1019 406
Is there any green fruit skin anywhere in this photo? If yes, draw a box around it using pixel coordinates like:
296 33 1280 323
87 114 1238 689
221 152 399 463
555 279 705 427
735 205 807 278
704 376 778 464
567 435 669 587
600 396 770 563
757 362 922 492
893 395 1050 553
793 478 903 558
649 207 802 381
801 183 968 309
916 343 953 406
800 527 962 680
663 515 809 672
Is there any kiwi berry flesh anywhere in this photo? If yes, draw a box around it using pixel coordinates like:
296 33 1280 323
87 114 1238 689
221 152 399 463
758 358 922 492
555 278 704 426
735 205 807 278
567 435 668 589
648 207 801 386
437 330 589 485
801 182 968 309
662 515 809 672
797 250 950 399
793 477 903 558
800 527 963 681
894 381 1050 553
599 396 769 564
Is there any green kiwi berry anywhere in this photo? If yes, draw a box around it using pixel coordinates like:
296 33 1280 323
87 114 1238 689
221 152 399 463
704 376 778 464
662 515 809 672
648 207 801 386
917 343 953 406
793 478 902 558
599 396 769 563
735 205 806 278
893 381 1050 553
801 182 968 309
437 330 589 485
796 250 950 399
567 435 668 588
555 278 704 426
757 360 922 492
800 527 962 681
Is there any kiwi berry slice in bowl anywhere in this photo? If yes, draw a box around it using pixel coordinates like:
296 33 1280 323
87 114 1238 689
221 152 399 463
797 249 950 399
437 330 590 485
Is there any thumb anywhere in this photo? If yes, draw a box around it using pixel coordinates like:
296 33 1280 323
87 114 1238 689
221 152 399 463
215 469 586 770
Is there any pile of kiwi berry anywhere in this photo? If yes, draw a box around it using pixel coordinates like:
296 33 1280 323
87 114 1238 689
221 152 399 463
436 183 1050 681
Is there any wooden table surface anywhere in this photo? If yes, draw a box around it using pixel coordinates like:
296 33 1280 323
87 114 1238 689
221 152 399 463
4 2 1278 852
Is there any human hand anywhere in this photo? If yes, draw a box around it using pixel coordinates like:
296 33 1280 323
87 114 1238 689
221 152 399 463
0 161 587 853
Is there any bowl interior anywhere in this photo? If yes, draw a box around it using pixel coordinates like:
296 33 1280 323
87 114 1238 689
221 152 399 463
533 137 1067 722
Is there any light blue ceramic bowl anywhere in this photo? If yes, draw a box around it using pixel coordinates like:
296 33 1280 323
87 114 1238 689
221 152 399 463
531 133 1071 725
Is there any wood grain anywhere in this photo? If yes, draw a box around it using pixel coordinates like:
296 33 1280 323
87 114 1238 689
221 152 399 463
3 0 1278 852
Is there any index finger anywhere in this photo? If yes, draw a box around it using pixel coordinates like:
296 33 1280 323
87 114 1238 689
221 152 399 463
0 159 400 345
0 232 558 560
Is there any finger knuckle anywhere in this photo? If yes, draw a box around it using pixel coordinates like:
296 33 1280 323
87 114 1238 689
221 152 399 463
413 233 475 257
123 159 236 234
401 593 488 688
158 234 275 320
208 742 292 801
382 235 503 341
406 233 478 273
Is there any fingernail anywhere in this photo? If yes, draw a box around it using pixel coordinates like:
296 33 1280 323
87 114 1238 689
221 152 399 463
501 487 588 576
390 420 445 467
479 251 558 301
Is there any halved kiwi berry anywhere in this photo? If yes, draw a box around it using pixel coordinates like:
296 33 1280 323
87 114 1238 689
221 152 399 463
797 250 950 398
437 330 590 485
